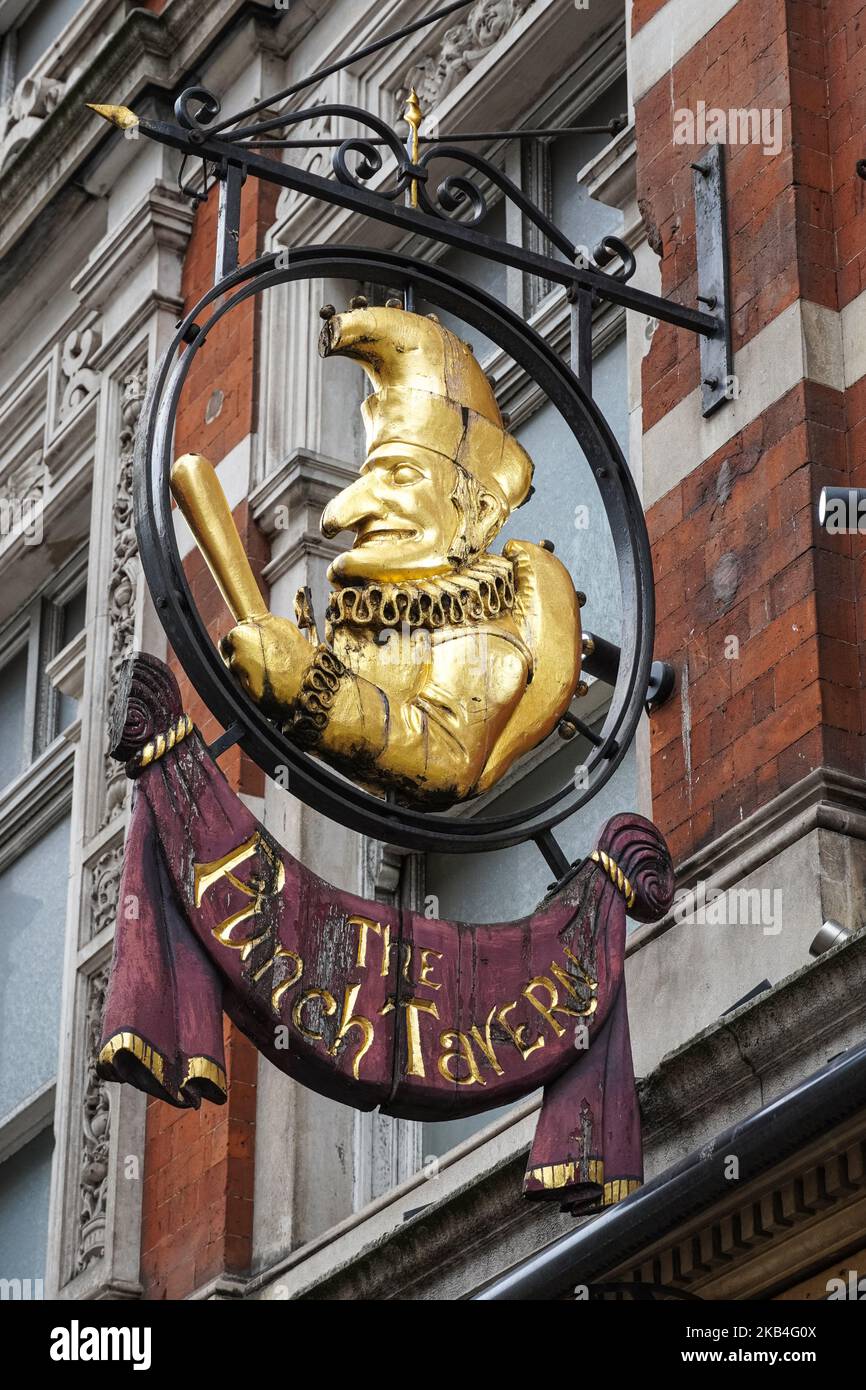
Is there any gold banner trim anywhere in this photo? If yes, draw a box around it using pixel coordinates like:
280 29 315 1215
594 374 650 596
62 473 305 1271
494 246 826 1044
590 850 636 909
181 1055 228 1096
98 1030 167 1087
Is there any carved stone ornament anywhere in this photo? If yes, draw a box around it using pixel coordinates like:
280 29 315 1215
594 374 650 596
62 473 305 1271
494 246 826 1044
76 962 112 1274
0 74 65 173
396 0 534 111
87 843 124 945
103 364 147 825
58 327 102 422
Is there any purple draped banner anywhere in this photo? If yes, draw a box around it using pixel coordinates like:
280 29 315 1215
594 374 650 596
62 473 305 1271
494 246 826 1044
97 655 674 1209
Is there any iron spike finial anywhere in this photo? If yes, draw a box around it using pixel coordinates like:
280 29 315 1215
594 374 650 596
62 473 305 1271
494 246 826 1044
86 103 140 130
403 86 423 209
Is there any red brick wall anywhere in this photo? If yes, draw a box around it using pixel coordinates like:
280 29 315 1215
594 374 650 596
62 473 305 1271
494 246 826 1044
830 2 866 807
632 0 671 32
638 0 865 865
139 175 277 1299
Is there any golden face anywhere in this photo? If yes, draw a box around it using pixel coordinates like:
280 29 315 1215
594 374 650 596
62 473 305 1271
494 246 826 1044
322 445 466 583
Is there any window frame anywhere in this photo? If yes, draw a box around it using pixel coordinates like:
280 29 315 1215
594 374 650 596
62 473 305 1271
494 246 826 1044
0 545 86 784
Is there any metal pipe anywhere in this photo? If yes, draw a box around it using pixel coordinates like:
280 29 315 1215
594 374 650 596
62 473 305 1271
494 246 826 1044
581 631 621 686
473 1033 866 1298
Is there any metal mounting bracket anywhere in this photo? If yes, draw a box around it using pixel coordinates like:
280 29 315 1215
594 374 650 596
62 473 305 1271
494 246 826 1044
692 143 733 417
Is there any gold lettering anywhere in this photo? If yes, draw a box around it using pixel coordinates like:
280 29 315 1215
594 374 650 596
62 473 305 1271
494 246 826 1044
351 915 413 980
330 983 375 1079
419 948 443 991
380 996 439 1077
548 945 598 1016
292 987 336 1041
352 915 390 973
469 1006 505 1076
252 947 303 1012
194 833 285 960
496 1000 544 1060
523 976 582 1038
438 1030 485 1085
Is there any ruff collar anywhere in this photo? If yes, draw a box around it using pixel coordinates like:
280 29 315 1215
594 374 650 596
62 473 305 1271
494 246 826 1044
323 553 516 634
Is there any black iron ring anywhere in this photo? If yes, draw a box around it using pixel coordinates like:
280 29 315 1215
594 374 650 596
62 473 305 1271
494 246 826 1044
135 247 655 854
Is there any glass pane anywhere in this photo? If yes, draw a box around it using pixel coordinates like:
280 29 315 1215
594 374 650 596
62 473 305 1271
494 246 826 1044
15 0 81 79
422 1104 519 1162
61 589 87 645
0 1126 53 1286
0 815 70 1123
550 77 629 248
0 647 28 791
58 588 87 731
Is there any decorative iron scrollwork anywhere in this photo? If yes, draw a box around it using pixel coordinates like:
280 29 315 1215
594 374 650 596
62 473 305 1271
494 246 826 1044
175 86 222 137
174 84 636 287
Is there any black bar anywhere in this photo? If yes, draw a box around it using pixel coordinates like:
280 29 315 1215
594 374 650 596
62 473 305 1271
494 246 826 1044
215 163 243 281
207 0 477 137
567 716 605 749
207 720 246 759
242 122 626 150
581 631 621 686
534 829 571 881
140 120 719 336
569 285 593 390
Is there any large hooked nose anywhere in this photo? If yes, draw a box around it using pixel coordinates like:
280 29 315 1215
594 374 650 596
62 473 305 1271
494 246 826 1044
321 474 378 538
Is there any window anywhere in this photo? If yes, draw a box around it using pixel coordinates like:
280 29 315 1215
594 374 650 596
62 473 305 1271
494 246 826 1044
0 814 71 1123
0 811 72 1285
0 0 81 92
0 549 82 1281
0 549 86 793
0 1127 54 1285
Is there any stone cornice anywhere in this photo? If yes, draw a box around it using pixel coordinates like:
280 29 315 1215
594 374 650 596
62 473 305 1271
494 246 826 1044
640 923 866 1151
70 181 194 323
250 448 356 537
250 447 355 588
629 766 866 957
0 0 276 262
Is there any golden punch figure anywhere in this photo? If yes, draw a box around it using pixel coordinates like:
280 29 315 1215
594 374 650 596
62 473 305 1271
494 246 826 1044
172 304 583 809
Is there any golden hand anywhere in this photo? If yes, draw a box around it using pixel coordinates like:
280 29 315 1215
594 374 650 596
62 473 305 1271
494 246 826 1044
169 454 313 719
220 615 313 717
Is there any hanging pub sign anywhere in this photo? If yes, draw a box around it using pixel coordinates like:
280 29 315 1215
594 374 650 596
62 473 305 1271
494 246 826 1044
88 0 731 1212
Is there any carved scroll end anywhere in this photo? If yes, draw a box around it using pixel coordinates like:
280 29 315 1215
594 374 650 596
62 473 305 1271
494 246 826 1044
594 813 676 924
108 652 191 775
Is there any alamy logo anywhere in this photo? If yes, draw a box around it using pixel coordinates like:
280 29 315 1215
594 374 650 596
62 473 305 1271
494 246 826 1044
49 1320 152 1371
673 101 782 157
826 1271 866 1299
0 1277 43 1299
673 881 783 936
